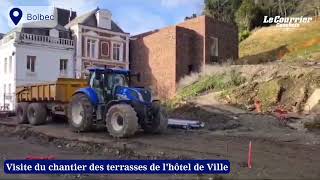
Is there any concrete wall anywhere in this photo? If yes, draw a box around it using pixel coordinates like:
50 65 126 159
130 26 177 99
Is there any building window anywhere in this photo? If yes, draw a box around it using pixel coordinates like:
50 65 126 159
27 56 36 73
101 41 109 57
210 37 219 57
86 39 97 58
4 58 7 74
9 56 12 73
188 64 194 74
60 59 68 74
112 43 122 61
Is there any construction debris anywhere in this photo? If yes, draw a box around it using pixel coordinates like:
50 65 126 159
168 119 205 129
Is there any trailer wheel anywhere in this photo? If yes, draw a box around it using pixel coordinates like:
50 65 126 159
27 103 47 125
16 102 29 124
106 104 138 138
142 101 168 134
68 93 93 132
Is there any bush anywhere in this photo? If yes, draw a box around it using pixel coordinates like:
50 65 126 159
177 70 246 101
257 80 281 111
235 0 266 32
239 30 251 42
230 70 246 86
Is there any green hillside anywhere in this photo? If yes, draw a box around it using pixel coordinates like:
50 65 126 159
239 18 320 64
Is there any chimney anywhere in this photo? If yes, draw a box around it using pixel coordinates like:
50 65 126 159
69 8 72 23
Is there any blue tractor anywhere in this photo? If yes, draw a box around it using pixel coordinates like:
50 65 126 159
68 68 168 138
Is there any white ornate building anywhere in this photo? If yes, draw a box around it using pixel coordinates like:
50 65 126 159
0 7 129 110
66 8 130 78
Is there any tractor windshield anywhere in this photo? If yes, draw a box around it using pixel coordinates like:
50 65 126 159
105 73 129 89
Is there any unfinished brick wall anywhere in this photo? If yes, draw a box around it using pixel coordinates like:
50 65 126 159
175 16 206 82
177 16 206 41
204 16 239 64
175 26 203 82
130 27 177 99
130 15 239 99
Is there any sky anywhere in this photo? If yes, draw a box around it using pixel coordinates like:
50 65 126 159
0 0 204 35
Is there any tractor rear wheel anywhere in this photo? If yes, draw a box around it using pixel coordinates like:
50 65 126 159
142 101 168 134
27 103 47 125
68 93 93 132
106 104 138 138
16 102 29 124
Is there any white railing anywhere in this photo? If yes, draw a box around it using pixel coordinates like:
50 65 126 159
18 32 74 48
0 32 73 48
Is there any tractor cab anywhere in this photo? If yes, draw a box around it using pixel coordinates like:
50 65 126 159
87 68 130 102
86 67 151 105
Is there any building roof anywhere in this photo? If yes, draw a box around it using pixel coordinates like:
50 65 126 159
20 20 68 31
65 9 96 28
55 8 77 26
131 30 159 39
19 7 76 31
65 8 125 33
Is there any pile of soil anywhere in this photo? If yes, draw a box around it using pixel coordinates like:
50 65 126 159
221 64 320 113
168 103 241 131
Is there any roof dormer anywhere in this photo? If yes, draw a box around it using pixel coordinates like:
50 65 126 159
95 9 112 30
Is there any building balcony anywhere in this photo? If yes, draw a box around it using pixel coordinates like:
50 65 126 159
82 57 128 65
0 32 74 49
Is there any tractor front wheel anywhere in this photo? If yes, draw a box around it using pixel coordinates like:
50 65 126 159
106 104 138 138
142 101 168 134
68 93 93 132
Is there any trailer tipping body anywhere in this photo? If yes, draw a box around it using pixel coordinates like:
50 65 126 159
16 78 87 103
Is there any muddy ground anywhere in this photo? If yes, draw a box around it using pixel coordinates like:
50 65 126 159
0 135 181 180
0 104 320 180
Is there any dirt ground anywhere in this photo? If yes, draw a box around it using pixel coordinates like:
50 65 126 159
0 135 182 180
1 103 320 180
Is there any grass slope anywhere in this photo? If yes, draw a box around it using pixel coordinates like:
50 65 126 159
239 18 320 64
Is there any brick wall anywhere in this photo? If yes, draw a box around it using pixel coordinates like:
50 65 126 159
130 15 239 100
204 16 239 64
176 16 206 82
176 16 238 64
175 27 203 82
130 26 177 99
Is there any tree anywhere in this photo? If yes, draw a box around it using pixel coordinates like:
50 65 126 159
262 0 299 17
203 0 242 24
310 0 320 16
235 0 259 31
